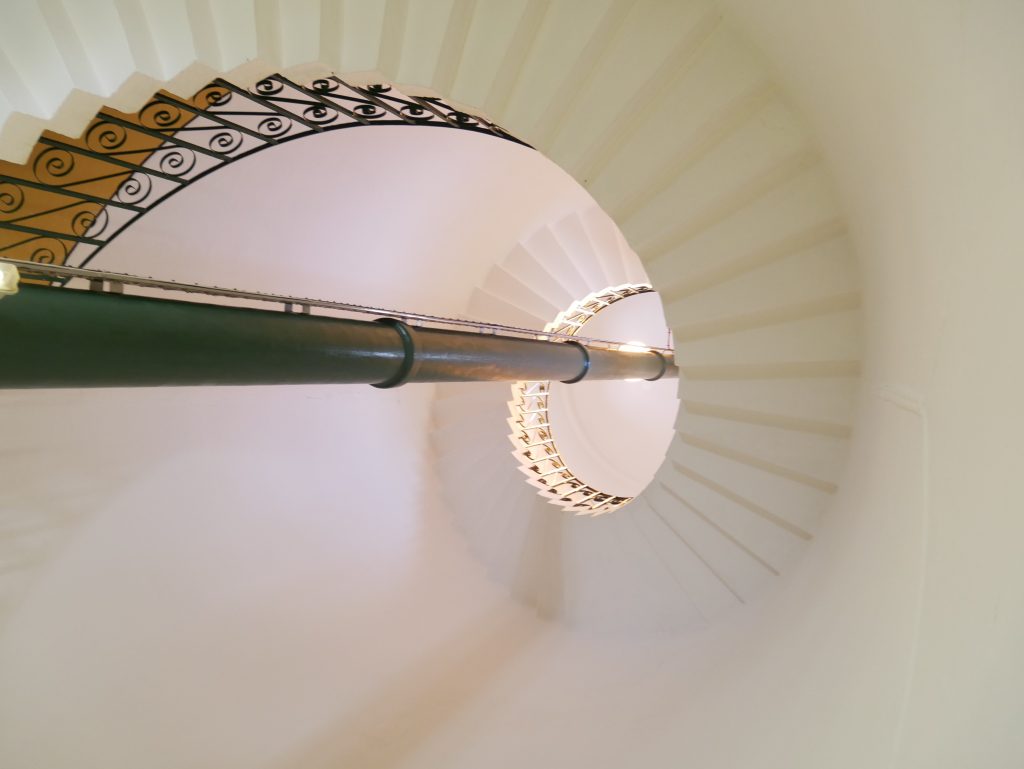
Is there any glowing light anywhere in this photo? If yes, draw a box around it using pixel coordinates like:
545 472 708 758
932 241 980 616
0 263 20 298
509 283 658 516
618 340 650 353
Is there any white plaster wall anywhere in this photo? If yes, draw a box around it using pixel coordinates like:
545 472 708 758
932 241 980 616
712 2 1024 766
0 2 1022 767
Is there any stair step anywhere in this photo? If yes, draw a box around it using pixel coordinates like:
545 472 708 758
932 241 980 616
501 242 577 311
339 0 388 73
646 481 775 602
500 0 621 145
679 360 860 382
678 399 850 439
674 310 861 367
430 0 478 99
394 0 455 85
551 212 611 291
666 242 857 335
375 0 412 79
668 292 860 344
664 438 826 537
625 105 815 261
628 497 737 618
672 429 837 496
206 0 258 71
675 409 851 485
482 0 549 119
595 29 771 219
549 3 718 182
522 225 591 301
581 206 634 286
613 229 650 285
528 0 634 150
608 506 706 629
255 0 320 69
655 463 806 573
448 0 527 109
39 0 134 96
467 286 546 330
481 264 560 321
678 377 859 429
643 483 765 606
118 0 196 80
0 2 74 116
647 169 844 298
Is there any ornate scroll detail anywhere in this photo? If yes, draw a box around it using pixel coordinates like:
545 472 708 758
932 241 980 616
0 74 529 276
508 284 655 516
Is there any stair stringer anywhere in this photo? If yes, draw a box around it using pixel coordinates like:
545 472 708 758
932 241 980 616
0 1 863 634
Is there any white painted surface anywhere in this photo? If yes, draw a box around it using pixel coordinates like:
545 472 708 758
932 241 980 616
0 2 1021 768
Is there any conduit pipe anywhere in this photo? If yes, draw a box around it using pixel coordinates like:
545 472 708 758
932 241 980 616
0 285 675 389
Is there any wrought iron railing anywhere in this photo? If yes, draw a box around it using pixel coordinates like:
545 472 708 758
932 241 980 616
509 284 661 516
0 75 529 272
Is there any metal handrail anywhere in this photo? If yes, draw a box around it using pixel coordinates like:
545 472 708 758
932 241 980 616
1 257 673 355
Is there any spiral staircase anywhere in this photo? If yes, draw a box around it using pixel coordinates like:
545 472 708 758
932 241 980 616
1 2 1023 769
433 195 856 629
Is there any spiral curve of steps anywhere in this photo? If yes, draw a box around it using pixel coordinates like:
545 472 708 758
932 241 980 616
437 191 857 629
0 1 861 631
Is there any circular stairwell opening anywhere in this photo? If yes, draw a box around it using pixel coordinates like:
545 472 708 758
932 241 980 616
509 285 679 515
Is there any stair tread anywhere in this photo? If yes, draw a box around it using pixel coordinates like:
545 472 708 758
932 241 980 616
673 310 861 366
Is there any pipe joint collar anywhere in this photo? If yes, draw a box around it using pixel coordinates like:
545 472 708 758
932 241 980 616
645 350 669 381
372 317 416 388
559 341 590 384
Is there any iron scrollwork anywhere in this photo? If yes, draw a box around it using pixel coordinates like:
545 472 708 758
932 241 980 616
0 74 530 274
508 284 655 516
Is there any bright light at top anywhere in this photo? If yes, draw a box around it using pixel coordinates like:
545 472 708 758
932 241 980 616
618 340 650 353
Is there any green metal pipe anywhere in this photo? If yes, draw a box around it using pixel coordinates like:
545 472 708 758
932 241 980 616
0 285 676 388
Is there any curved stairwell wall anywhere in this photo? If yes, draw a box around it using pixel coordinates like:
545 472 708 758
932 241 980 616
439 198 858 629
1 2 1023 768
